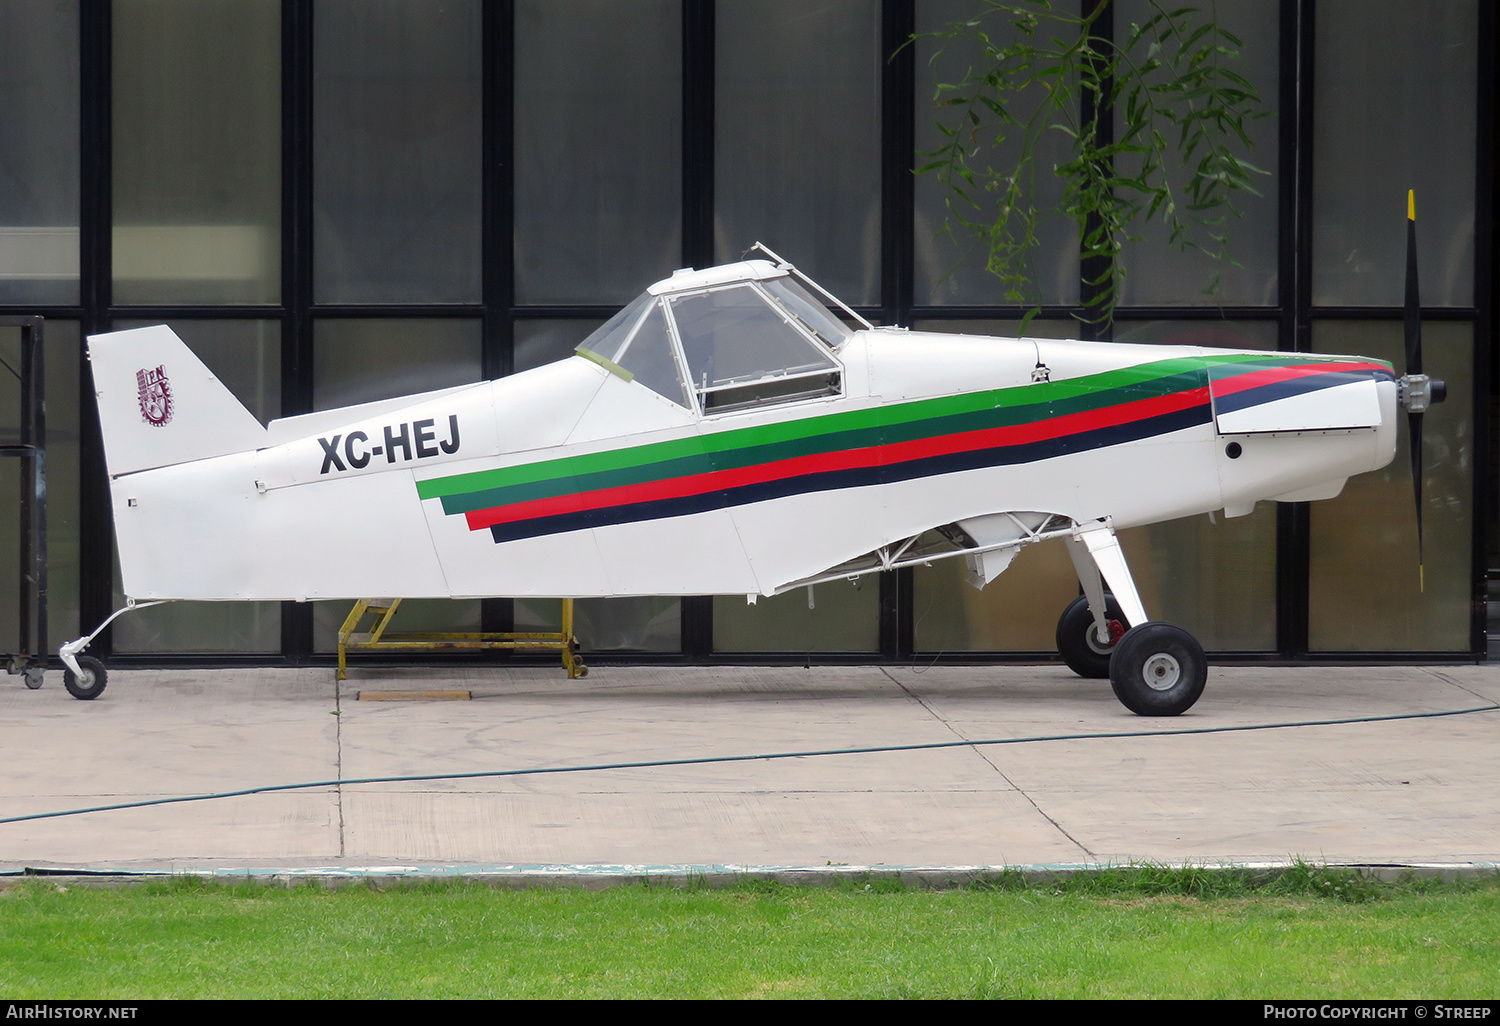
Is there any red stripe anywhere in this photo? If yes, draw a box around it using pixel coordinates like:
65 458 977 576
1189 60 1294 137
464 386 1210 532
1209 361 1388 399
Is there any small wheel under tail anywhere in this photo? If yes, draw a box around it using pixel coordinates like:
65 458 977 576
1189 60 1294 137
63 656 107 701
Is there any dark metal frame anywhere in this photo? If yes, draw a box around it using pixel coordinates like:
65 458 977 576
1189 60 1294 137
0 0 1488 670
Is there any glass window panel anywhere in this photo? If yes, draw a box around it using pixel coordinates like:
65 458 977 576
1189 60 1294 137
915 542 1080 652
714 580 879 654
1309 321 1472 651
579 295 653 363
615 303 690 408
108 319 282 653
0 457 21 652
1116 512 1277 651
1114 0 1279 307
516 597 680 654
514 0 680 305
1110 320 1278 351
716 0 881 305
112 0 280 305
1312 1 1476 307
0 322 79 648
668 286 840 411
46 322 80 644
0 457 40 652
0 2 79 305
913 0 1080 307
111 577 282 653
314 0 482 304
763 279 853 347
911 318 1082 341
516 318 605 375
313 319 482 412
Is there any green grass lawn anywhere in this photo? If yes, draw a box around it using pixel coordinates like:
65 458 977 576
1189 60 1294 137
0 868 1496 999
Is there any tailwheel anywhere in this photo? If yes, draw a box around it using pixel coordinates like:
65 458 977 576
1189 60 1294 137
63 656 108 701
1055 594 1126 679
1108 622 1206 716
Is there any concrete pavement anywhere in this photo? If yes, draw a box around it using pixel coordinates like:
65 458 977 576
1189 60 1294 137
1 662 1497 880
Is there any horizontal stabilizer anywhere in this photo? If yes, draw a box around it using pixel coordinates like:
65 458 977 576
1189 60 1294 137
87 325 267 477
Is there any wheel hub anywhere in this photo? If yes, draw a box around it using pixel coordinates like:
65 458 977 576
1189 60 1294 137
1088 619 1124 654
1142 652 1181 691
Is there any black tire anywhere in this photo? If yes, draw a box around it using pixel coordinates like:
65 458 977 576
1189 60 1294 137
1055 594 1126 679
63 656 107 701
1109 622 1206 716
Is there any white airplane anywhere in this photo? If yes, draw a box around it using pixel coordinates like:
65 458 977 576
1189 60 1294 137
58 226 1443 715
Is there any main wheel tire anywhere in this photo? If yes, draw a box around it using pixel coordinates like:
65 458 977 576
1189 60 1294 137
1055 594 1126 679
1109 622 1206 716
63 656 107 701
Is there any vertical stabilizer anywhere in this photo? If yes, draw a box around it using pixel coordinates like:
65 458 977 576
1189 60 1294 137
87 325 267 476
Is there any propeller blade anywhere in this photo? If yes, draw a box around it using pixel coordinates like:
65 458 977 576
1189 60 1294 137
1405 190 1425 590
1409 408 1424 591
1405 189 1421 378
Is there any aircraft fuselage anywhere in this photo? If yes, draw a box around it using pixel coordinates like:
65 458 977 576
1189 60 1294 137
106 327 1397 602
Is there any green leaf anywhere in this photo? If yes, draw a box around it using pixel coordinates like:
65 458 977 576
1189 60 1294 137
915 0 1262 325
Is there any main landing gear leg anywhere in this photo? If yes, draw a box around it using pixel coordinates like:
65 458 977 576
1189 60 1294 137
1058 520 1207 716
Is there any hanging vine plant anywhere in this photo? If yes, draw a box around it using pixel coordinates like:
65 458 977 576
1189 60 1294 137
918 0 1267 327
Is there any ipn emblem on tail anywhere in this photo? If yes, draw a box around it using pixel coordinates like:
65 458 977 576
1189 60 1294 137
136 365 173 427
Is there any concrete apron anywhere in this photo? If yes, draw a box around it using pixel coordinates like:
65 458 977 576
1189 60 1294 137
1 663 1497 882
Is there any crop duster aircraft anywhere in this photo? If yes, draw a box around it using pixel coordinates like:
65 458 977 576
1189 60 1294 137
58 224 1444 714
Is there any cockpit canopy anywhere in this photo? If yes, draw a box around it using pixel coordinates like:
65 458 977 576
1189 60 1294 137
576 260 849 414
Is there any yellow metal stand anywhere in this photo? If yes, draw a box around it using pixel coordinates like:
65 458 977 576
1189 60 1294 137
336 598 585 680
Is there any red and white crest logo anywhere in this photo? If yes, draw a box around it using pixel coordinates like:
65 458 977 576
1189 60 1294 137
136 365 173 427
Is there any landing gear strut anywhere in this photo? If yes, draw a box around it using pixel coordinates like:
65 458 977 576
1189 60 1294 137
1059 519 1208 716
55 599 169 701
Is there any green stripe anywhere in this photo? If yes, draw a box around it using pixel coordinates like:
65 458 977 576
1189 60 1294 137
417 352 1317 506
438 369 1209 515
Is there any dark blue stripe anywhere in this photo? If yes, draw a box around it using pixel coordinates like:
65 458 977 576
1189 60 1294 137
1212 368 1383 416
488 404 1211 544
